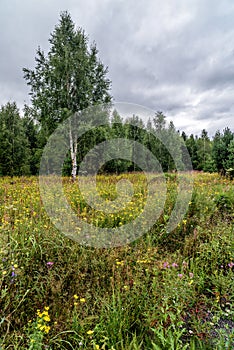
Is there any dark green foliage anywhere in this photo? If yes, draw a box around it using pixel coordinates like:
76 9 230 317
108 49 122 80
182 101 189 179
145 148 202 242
225 140 234 172
0 96 233 176
212 128 234 174
214 192 233 215
185 134 200 170
0 102 30 176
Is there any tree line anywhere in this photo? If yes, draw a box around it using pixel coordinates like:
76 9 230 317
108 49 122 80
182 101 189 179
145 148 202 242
0 11 233 177
0 102 233 176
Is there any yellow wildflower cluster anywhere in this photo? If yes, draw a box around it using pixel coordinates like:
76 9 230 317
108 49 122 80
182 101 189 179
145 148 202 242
136 259 150 264
73 294 86 306
115 259 124 267
64 173 148 229
36 306 51 334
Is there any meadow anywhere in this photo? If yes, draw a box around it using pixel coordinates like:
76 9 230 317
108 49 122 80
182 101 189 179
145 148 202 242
0 172 233 349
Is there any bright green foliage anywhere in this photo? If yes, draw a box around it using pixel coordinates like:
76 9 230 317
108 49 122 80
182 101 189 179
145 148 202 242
23 11 111 137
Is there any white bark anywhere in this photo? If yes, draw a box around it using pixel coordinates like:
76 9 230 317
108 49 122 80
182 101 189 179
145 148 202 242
69 122 78 180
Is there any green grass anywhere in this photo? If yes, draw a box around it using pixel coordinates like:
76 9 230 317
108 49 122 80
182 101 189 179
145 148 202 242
0 173 233 349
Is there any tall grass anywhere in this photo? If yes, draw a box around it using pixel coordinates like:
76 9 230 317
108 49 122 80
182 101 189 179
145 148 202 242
0 173 233 349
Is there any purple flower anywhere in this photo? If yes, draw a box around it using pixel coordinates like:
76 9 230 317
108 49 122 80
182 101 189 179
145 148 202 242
178 273 183 278
163 262 170 269
46 261 54 268
171 262 178 268
228 262 234 268
189 272 194 278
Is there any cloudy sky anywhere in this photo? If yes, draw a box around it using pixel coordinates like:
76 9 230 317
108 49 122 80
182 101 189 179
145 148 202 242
1 0 234 136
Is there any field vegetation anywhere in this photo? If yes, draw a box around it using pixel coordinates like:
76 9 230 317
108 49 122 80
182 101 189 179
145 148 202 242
0 172 233 349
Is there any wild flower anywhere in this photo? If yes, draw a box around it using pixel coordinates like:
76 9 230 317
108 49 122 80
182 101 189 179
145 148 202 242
27 306 51 347
163 262 170 269
46 261 54 268
116 259 124 267
171 262 178 268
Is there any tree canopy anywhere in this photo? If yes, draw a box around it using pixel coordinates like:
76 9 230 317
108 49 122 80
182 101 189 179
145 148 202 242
23 11 111 135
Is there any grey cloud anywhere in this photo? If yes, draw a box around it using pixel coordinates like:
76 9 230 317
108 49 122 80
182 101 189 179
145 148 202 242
0 0 234 135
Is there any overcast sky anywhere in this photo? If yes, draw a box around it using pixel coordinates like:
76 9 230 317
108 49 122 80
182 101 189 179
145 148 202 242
1 0 234 136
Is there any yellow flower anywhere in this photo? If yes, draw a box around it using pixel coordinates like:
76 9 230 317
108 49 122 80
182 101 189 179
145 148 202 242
74 302 78 306
43 315 50 322
87 330 94 335
44 325 50 334
80 298 86 303
44 306 49 311
73 294 78 300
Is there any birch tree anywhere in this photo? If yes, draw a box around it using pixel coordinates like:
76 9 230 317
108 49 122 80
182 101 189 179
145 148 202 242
23 11 111 179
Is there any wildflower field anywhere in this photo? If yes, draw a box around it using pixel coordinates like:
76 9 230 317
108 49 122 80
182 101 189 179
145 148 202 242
0 172 233 349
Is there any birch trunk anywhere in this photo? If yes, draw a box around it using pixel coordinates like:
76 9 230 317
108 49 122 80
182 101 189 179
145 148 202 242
69 121 78 181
